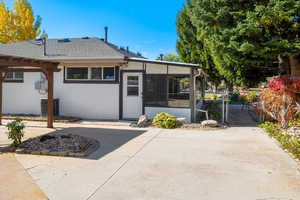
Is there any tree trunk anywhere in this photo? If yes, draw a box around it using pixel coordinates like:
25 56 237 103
289 56 300 77
278 55 290 75
227 83 233 93
214 84 218 94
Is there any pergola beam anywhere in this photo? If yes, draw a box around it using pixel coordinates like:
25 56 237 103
0 68 60 73
0 54 59 128
0 62 58 68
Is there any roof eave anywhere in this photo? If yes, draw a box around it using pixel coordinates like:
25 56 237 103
126 57 199 68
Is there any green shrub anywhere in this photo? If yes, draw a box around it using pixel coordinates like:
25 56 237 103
205 93 218 100
289 115 300 127
205 101 221 121
6 119 25 146
260 121 300 159
230 92 240 102
152 112 180 129
245 92 257 103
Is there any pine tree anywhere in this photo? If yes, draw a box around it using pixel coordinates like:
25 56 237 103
155 53 182 62
177 0 295 86
176 5 223 86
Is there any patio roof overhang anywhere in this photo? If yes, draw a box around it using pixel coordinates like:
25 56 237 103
0 54 60 128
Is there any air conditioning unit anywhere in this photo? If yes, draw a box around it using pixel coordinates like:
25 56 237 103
35 80 48 90
41 98 59 117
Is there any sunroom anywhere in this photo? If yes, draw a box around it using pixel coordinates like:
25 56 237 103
122 59 202 123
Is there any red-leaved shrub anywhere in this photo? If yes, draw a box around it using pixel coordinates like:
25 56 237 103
261 75 300 128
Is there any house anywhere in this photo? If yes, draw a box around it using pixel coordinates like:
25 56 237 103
0 35 201 123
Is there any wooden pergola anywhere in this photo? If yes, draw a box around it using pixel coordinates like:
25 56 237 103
0 54 60 128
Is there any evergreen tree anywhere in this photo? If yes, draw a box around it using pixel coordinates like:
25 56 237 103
156 52 182 62
177 0 300 85
232 0 300 76
176 5 223 86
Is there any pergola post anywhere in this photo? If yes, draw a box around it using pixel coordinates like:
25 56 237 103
0 73 3 126
47 70 54 128
0 54 59 128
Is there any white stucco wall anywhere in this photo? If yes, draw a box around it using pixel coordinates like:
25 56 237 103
145 107 191 123
146 63 168 74
3 68 120 120
126 62 144 70
168 65 191 74
2 61 192 121
127 62 191 74
3 73 42 115
54 68 119 120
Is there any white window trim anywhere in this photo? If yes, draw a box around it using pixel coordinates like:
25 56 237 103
65 67 116 81
5 72 24 81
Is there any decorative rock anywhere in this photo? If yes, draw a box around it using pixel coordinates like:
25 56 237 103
136 115 152 128
286 126 300 137
177 118 188 126
129 122 138 127
136 115 151 127
201 120 219 128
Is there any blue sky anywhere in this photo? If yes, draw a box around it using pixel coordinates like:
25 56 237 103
5 0 185 59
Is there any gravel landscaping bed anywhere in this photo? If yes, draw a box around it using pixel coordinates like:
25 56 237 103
16 134 99 157
181 123 226 130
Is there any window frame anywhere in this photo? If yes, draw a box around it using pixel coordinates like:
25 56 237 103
144 74 191 108
103 67 116 80
4 72 24 83
127 75 139 96
64 66 119 84
66 67 89 80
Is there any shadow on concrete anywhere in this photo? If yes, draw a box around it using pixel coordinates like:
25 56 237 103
44 127 147 160
227 105 258 128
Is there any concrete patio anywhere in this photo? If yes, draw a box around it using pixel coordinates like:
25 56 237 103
0 120 299 200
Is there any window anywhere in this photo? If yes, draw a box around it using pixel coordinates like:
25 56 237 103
5 72 24 82
67 68 88 80
65 67 116 82
103 68 115 80
168 76 190 108
144 75 168 106
91 68 102 80
127 76 139 96
144 75 190 108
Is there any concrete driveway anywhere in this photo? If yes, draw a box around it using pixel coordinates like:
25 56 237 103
5 122 298 200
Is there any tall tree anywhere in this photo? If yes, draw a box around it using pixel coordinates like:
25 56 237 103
0 1 15 43
156 52 182 62
231 0 300 76
0 0 45 43
178 0 300 86
176 5 223 86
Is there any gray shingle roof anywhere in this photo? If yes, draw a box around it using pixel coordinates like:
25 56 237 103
0 37 144 61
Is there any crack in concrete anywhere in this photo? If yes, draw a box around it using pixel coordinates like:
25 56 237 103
85 130 162 200
26 165 41 170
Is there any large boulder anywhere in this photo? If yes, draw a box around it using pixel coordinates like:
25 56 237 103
177 118 188 126
201 120 219 128
130 115 152 128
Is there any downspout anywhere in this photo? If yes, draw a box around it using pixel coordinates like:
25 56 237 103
193 68 203 123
